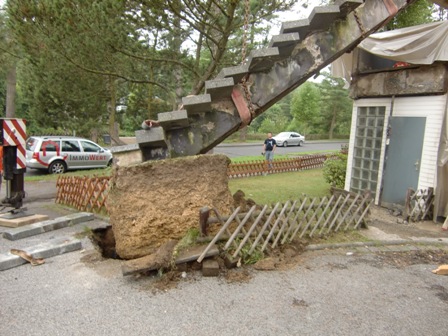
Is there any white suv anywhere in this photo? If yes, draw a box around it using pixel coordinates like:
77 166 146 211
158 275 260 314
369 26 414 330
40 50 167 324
26 136 113 174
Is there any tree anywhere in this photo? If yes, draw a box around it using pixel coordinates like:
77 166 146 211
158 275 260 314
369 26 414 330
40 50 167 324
386 0 436 30
290 81 321 135
317 73 352 139
257 104 290 135
0 8 20 118
6 0 298 137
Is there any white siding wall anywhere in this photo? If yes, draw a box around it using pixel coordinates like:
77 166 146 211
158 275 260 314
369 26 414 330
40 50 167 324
345 94 447 204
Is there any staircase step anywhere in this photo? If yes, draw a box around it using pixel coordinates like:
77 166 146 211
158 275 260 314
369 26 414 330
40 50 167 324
135 127 166 148
247 47 282 72
110 144 142 167
182 94 212 114
280 18 311 38
309 6 342 31
336 0 363 17
216 64 249 84
205 77 235 100
158 110 189 130
268 32 301 57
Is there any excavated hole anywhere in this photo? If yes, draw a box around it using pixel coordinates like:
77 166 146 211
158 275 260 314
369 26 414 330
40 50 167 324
91 226 120 259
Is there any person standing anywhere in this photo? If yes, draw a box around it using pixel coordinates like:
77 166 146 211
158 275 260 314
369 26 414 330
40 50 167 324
262 132 276 172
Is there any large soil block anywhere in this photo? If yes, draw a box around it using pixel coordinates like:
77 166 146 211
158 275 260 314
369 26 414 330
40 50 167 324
108 154 234 259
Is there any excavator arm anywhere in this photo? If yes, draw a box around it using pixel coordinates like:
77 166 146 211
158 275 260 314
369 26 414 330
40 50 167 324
112 0 417 164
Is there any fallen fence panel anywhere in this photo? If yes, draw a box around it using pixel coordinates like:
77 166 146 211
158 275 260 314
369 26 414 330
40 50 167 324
199 190 372 263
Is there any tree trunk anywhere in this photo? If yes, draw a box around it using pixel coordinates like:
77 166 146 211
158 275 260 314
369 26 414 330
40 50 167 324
107 76 123 145
329 107 337 140
6 67 16 118
239 126 248 142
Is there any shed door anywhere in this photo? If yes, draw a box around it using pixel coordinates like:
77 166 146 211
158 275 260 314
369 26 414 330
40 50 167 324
381 117 426 205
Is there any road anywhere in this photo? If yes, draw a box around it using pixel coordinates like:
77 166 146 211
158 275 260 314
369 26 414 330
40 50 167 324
23 141 347 177
213 141 348 158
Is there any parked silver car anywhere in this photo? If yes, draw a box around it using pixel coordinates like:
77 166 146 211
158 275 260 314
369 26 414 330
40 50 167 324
26 136 113 174
273 132 305 147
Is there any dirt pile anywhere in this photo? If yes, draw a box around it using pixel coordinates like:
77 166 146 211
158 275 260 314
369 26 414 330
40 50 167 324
108 154 234 259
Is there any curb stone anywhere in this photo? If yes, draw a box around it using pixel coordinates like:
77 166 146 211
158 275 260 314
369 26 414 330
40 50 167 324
2 212 94 241
0 237 82 271
306 239 448 252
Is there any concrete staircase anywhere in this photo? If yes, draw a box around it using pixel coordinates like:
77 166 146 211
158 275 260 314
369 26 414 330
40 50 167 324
112 0 415 165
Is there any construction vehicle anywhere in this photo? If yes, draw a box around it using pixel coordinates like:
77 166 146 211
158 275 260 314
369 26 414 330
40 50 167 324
111 0 422 164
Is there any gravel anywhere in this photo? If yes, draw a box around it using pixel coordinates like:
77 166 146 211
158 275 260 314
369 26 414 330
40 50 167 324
2 238 448 336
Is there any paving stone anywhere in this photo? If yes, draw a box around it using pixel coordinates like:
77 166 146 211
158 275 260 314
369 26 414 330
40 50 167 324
202 259 220 277
366 245 385 253
0 238 82 271
3 213 94 241
352 246 371 254
157 110 189 130
383 245 416 252
0 214 49 228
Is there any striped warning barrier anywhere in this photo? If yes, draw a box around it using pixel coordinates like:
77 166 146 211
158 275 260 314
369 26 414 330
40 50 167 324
1 119 27 169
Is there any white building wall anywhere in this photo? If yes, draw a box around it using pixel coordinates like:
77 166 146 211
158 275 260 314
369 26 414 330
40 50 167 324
392 95 446 192
345 94 447 205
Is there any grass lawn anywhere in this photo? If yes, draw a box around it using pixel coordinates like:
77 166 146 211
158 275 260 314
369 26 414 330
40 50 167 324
26 164 331 207
228 169 331 204
24 167 112 182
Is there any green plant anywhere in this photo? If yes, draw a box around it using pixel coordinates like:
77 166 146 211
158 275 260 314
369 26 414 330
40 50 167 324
171 228 200 267
322 153 348 188
230 239 264 265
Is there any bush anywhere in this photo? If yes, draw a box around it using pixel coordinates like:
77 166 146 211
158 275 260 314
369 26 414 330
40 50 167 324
323 153 348 188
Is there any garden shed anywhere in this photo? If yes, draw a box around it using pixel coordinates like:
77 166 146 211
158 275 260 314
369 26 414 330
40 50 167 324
332 20 448 221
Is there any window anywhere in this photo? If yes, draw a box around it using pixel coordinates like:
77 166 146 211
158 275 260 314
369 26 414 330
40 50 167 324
350 106 385 197
40 140 60 152
81 141 101 153
62 140 81 152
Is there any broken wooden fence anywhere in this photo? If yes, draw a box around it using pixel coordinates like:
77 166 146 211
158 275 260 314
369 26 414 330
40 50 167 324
56 176 110 214
227 154 338 178
404 187 434 222
197 190 372 263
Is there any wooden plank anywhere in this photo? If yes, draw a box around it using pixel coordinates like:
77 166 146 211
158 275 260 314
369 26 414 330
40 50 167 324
122 243 219 276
